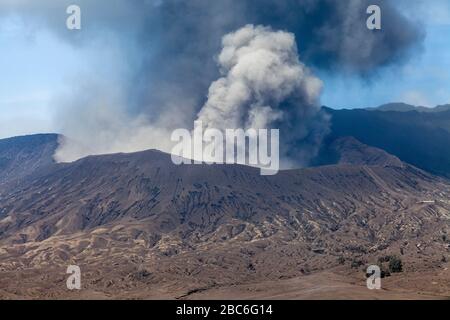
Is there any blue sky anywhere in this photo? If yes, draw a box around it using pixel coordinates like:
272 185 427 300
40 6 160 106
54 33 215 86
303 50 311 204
0 1 449 138
0 15 87 137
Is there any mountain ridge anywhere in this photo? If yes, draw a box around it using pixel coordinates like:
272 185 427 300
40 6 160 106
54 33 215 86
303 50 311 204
321 106 450 178
367 103 450 113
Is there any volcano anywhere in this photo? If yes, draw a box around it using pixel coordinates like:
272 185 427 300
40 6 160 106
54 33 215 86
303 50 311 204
0 132 449 299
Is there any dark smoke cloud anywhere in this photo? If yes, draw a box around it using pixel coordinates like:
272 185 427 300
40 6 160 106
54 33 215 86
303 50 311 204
1 0 425 164
116 0 426 117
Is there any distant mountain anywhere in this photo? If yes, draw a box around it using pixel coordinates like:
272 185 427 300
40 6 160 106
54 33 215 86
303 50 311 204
0 134 449 299
368 103 450 113
0 134 59 188
311 136 404 168
321 106 450 178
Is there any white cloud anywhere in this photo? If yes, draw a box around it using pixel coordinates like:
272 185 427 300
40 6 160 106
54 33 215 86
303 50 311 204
196 24 328 167
197 24 323 130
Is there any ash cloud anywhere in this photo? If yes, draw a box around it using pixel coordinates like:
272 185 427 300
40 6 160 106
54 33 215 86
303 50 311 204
197 25 327 166
1 0 425 165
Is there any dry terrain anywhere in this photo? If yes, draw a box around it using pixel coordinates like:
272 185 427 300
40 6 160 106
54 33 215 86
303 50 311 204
0 134 449 299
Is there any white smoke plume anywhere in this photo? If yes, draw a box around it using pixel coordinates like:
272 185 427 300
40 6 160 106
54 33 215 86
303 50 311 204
53 79 175 163
197 25 329 167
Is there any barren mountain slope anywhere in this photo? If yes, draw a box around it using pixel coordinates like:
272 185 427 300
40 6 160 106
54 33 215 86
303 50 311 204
0 138 449 299
0 134 59 191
